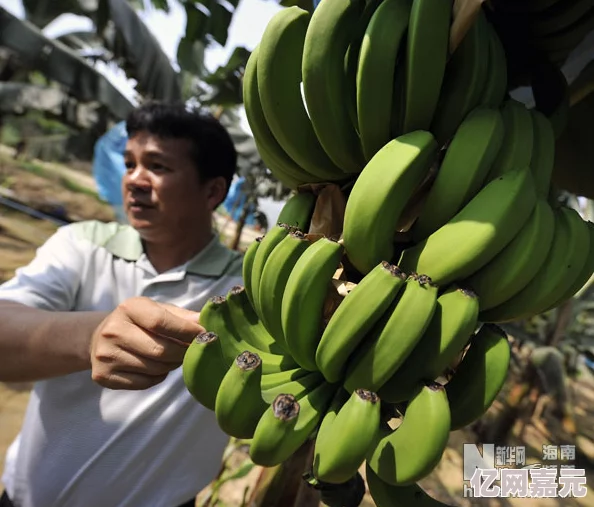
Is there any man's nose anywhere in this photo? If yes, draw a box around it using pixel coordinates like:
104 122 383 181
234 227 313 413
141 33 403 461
125 165 151 189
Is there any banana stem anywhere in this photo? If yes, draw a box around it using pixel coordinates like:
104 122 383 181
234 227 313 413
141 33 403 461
248 441 319 507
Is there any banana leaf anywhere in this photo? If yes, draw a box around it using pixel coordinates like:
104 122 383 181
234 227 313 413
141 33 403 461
22 0 97 28
0 7 134 120
95 0 182 101
199 46 251 106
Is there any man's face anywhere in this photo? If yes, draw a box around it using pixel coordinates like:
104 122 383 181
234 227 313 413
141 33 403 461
122 132 225 241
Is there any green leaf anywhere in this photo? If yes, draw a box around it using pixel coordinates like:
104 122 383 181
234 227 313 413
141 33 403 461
203 46 251 85
184 3 210 41
55 30 105 52
0 7 133 120
22 0 96 28
97 0 182 101
208 1 233 47
179 0 236 50
149 0 171 12
176 37 206 76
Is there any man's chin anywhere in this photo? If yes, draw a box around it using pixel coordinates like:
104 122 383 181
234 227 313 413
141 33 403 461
126 215 155 232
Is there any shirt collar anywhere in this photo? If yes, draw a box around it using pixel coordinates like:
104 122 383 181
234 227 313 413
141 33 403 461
104 225 238 277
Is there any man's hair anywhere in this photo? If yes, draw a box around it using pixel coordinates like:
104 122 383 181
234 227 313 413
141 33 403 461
126 101 237 201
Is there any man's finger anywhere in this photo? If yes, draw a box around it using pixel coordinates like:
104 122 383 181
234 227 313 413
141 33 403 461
94 371 168 391
110 320 192 363
97 346 178 376
158 301 201 322
125 299 204 344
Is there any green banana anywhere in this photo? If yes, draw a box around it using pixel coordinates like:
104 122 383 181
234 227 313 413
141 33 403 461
301 0 366 173
525 0 594 37
250 223 292 317
547 221 594 308
401 0 452 133
282 237 344 371
400 167 537 286
261 370 325 403
479 22 508 109
315 261 408 383
447 324 511 431
312 388 349 441
249 382 337 467
260 367 311 391
254 138 307 190
242 237 262 311
277 191 317 232
411 107 505 242
390 51 408 138
356 0 412 161
366 463 452 506
530 108 556 197
379 285 479 403
182 331 228 411
258 230 311 347
257 7 347 181
343 130 438 275
343 273 438 393
480 205 590 322
529 12 594 54
215 351 268 439
367 382 451 486
225 285 284 355
199 295 298 373
242 46 312 188
345 0 383 134
486 99 534 181
430 11 490 146
313 389 381 484
464 198 555 311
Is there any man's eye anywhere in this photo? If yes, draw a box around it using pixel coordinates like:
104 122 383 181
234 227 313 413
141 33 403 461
124 161 135 170
150 163 169 172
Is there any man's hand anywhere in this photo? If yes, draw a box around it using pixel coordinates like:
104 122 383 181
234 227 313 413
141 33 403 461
90 297 204 390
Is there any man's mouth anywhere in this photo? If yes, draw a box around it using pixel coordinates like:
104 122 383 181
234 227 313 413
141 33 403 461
128 200 155 210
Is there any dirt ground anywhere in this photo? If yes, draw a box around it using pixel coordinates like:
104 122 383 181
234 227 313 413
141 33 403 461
1 153 594 506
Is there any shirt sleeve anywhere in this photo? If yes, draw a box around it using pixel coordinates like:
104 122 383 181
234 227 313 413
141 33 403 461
0 224 86 311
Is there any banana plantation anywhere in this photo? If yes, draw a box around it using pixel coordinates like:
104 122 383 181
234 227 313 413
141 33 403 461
2 0 594 506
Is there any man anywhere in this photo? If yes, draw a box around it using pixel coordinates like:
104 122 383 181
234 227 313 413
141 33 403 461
0 101 243 507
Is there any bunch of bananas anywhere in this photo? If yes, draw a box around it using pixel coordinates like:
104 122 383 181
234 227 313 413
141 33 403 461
485 0 594 68
181 0 594 505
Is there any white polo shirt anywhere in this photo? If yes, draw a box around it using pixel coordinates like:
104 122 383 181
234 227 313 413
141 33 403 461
0 220 243 507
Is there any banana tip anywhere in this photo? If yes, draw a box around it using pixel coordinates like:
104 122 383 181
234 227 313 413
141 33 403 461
195 331 218 344
426 381 445 392
236 350 262 370
355 388 380 404
272 394 300 421
381 261 407 280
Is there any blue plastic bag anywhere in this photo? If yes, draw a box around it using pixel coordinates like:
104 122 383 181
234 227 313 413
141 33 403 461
92 121 128 208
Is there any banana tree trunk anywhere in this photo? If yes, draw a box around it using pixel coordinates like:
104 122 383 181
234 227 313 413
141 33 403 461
230 195 256 251
478 379 532 444
248 441 320 507
545 299 573 347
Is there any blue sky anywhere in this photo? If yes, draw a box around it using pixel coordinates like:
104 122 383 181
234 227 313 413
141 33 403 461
0 0 284 132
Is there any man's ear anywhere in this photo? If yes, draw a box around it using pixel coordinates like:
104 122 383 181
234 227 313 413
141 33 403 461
206 176 228 210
